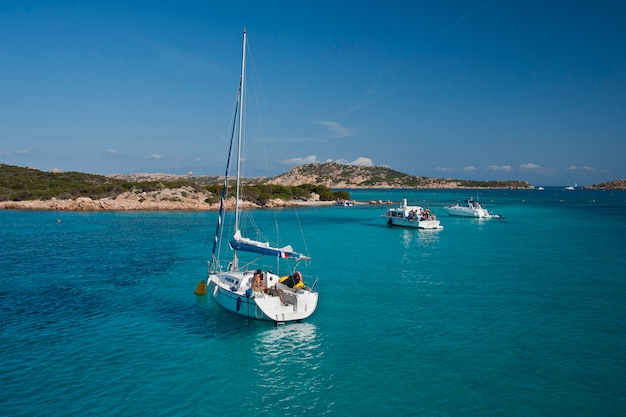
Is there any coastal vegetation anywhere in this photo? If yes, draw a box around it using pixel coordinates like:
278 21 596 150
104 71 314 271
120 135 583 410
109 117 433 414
4 162 623 206
0 164 345 204
0 164 133 201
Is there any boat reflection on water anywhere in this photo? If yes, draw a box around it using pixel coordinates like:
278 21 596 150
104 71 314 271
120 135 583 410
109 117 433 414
415 229 441 247
253 322 320 363
250 322 327 412
400 229 441 249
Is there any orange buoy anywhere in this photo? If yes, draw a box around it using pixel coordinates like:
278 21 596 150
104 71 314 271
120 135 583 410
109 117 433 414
194 281 207 295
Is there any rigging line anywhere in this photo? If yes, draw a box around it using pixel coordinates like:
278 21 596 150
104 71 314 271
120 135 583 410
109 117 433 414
243 38 272 180
234 31 310 269
241 35 291 259
211 84 241 270
293 204 311 260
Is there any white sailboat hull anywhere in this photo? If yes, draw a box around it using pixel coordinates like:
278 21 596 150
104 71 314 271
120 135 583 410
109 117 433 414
208 271 318 323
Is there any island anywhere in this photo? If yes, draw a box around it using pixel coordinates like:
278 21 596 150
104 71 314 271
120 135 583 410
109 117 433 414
2 162 622 211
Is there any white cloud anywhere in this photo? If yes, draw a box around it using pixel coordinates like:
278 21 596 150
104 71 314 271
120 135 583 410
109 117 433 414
281 155 319 167
280 155 374 168
329 157 374 166
143 154 163 160
488 164 513 171
463 165 476 171
435 167 458 173
1 148 32 157
104 149 119 155
567 165 594 171
350 157 373 166
318 121 352 138
520 163 541 170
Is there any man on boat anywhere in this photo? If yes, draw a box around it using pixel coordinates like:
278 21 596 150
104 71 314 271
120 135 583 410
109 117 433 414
252 269 266 291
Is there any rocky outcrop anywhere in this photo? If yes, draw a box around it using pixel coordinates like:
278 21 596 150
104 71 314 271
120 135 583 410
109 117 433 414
0 187 322 211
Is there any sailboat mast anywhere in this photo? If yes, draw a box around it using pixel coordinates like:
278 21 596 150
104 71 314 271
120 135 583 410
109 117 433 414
232 27 246 270
234 28 246 235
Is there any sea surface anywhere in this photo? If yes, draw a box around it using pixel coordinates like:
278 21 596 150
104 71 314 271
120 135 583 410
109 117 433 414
2 188 626 416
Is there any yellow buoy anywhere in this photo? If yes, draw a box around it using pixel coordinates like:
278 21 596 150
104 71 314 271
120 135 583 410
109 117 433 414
194 281 207 295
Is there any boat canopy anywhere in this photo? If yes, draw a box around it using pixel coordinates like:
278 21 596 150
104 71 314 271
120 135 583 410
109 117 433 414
229 230 311 261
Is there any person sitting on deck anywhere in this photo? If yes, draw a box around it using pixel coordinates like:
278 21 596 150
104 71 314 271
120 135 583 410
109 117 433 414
251 269 266 291
279 271 305 289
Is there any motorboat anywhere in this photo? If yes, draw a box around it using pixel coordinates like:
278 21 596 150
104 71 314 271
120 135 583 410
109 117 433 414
333 199 354 206
443 198 503 219
381 198 443 229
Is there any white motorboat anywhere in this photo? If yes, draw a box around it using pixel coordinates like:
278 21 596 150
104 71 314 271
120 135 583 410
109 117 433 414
381 198 443 229
443 198 503 219
195 29 318 324
565 183 577 191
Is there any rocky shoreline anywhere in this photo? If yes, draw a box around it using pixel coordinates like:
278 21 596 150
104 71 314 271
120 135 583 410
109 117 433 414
0 186 332 211
3 181 624 212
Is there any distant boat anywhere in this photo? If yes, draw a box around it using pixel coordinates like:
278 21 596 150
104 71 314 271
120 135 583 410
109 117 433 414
381 198 443 229
333 199 354 206
194 29 318 324
537 187 544 191
565 183 578 191
443 197 503 219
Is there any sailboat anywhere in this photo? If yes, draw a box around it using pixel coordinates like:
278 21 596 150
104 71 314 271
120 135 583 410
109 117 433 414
195 29 318 324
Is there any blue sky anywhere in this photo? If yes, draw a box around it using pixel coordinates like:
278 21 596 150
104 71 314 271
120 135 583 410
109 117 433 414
1 1 624 186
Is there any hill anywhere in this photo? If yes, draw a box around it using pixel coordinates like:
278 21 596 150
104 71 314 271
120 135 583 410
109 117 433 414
589 179 626 189
1 162 533 204
267 162 531 189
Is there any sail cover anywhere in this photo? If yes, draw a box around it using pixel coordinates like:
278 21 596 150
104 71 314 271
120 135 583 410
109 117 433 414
229 230 311 260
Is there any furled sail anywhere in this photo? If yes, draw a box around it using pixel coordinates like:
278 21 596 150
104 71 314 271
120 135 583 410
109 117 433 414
229 230 311 260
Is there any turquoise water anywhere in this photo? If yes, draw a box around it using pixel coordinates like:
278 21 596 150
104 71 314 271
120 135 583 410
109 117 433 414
2 188 625 416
